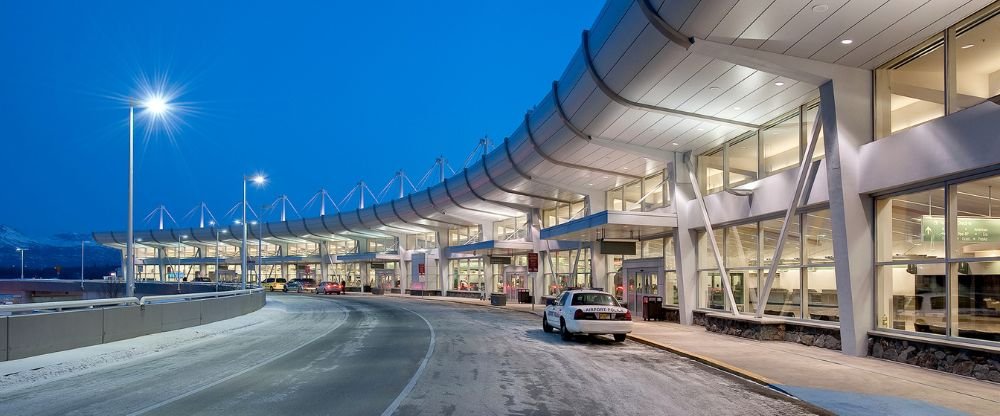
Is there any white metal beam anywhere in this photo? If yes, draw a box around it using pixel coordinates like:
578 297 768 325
688 38 868 86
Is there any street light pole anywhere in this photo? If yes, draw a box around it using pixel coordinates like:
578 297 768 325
242 177 248 290
126 101 135 297
257 219 263 283
16 248 27 279
81 241 87 290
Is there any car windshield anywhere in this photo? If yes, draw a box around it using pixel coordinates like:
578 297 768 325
572 293 619 306
277 278 287 283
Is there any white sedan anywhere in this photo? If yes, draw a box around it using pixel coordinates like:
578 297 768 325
543 290 633 342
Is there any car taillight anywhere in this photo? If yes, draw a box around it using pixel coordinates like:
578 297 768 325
574 309 584 320
624 310 632 321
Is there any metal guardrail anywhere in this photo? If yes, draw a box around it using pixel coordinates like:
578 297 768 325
139 288 263 305
0 288 263 315
0 297 140 314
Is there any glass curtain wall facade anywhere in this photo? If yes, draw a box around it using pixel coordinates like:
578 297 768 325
699 100 822 195
875 4 1000 138
606 170 668 212
450 258 485 291
545 249 591 295
606 237 677 304
697 208 838 321
494 216 528 241
448 225 482 246
876 173 1000 343
542 200 587 228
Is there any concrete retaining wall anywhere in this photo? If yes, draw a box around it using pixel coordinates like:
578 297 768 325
1 291 265 362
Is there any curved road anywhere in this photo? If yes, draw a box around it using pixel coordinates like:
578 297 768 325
0 294 820 415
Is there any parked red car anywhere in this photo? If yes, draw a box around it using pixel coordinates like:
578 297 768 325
316 281 344 295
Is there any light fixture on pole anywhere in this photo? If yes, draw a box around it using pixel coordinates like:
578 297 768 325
177 234 188 291
80 241 90 290
242 174 266 290
126 93 171 298
16 248 27 279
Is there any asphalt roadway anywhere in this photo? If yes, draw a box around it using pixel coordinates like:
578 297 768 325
0 294 823 415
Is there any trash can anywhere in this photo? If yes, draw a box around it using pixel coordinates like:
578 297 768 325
517 289 531 304
490 293 507 306
642 296 663 321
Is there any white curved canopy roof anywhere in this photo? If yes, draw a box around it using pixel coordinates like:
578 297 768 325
94 0 988 247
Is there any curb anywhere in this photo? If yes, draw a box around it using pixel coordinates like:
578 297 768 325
625 334 776 385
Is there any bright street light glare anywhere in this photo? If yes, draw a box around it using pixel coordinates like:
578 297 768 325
144 95 170 114
252 175 266 185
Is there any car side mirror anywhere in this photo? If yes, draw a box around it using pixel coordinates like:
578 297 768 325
620 302 628 309
545 298 557 306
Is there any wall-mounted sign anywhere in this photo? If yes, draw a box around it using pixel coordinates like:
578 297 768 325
921 215 1000 242
371 262 386 269
527 252 539 272
490 256 512 265
418 263 426 274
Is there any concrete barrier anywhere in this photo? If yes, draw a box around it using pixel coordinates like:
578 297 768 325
1 317 7 361
1 291 265 362
7 309 105 360
103 305 161 343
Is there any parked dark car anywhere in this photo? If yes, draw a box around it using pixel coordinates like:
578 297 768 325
284 278 318 293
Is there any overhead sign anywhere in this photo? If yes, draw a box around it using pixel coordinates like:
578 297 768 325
371 262 386 269
921 215 1000 242
600 241 637 255
490 256 512 265
527 252 539 272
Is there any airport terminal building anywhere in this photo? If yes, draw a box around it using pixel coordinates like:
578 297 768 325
94 0 1000 380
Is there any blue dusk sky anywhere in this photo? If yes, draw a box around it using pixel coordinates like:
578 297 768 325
0 1 603 237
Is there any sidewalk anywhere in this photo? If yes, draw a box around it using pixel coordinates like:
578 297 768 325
387 293 998 416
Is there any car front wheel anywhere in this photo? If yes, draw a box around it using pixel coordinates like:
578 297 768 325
543 316 553 333
613 334 626 342
560 320 572 341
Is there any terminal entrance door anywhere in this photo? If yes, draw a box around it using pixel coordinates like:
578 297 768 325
375 269 396 290
621 258 664 317
502 265 528 300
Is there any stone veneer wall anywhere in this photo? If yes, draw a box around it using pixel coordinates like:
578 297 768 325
692 310 708 326
663 306 680 323
698 314 842 350
868 333 1000 383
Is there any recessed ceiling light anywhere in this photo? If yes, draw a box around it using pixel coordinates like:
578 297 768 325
709 86 720 91
961 44 975 49
774 81 785 86
622 167 629 170
733 106 741 110
587 183 593 186
696 128 704 131
602 176 609 179
671 142 680 146
812 4 829 13
840 39 853 45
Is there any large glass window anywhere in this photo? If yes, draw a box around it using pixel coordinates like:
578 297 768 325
761 216 800 267
542 200 587 228
726 132 758 189
955 10 1000 111
641 172 666 211
698 147 724 195
803 103 825 161
725 223 758 268
761 110 800 176
876 177 1000 343
606 171 668 212
887 37 944 133
875 188 946 261
875 5 1000 138
696 209 836 322
450 258 485 291
803 210 834 265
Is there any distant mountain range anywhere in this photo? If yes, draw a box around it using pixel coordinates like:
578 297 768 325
0 225 120 279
